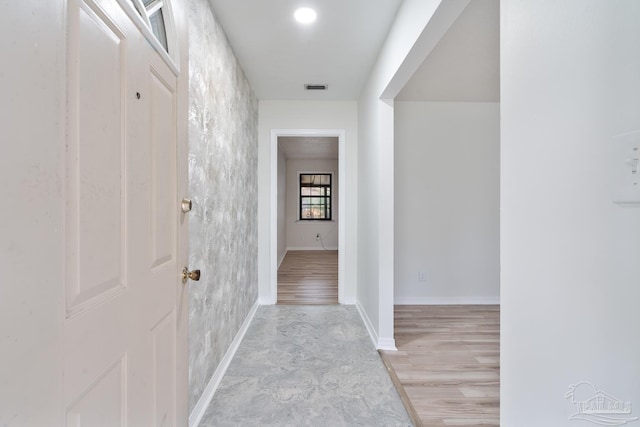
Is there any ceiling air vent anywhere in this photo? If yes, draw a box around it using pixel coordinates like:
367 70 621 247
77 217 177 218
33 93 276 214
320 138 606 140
305 84 328 91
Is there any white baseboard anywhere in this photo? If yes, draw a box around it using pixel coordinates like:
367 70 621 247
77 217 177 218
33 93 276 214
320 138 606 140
286 246 339 251
394 296 500 305
377 337 397 351
356 302 378 349
258 297 276 305
355 302 397 351
189 300 259 427
277 250 287 269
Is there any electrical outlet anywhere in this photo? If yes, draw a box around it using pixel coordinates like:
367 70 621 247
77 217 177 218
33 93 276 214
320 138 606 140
418 272 426 282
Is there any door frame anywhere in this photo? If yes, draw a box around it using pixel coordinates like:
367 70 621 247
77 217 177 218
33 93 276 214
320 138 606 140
270 129 346 304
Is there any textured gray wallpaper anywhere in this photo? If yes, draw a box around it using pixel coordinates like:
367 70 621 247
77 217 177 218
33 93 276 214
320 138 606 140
187 0 259 412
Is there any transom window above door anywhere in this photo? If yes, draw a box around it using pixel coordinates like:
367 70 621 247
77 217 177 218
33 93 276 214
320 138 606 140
300 174 332 221
127 0 174 56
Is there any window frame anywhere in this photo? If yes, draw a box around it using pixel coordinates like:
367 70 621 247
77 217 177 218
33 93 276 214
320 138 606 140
118 0 180 74
299 173 333 221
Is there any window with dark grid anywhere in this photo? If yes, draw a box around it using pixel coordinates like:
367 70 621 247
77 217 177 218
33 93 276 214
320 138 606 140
300 173 331 220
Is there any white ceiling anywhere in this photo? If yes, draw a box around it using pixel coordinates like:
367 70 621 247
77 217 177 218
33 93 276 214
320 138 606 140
396 0 500 102
208 1 499 158
278 136 338 160
207 0 403 100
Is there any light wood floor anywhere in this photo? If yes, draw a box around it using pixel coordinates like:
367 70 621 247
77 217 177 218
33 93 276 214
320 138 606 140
277 250 338 305
381 305 500 427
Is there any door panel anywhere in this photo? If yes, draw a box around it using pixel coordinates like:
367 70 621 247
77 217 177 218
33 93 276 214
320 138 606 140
66 0 127 316
149 69 176 270
152 312 177 426
65 359 126 427
64 0 184 424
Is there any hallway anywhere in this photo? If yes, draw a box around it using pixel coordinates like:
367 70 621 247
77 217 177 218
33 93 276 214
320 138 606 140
198 305 411 426
6 0 640 424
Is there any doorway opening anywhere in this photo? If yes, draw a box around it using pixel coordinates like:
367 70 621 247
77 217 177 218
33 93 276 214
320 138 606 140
269 130 346 304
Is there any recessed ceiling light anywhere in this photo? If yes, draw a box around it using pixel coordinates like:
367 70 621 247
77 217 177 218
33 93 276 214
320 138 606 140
294 7 317 24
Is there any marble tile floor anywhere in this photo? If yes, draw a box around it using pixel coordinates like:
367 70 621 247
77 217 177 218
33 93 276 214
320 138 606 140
199 305 412 426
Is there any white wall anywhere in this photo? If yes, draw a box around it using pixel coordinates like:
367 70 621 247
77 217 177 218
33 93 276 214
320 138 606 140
277 148 287 266
285 159 339 250
356 91 383 343
0 2 65 424
501 1 640 425
357 0 472 349
258 101 358 304
394 102 499 304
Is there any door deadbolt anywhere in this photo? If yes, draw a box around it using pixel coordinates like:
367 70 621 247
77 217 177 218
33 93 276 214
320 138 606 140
181 198 192 213
182 267 200 284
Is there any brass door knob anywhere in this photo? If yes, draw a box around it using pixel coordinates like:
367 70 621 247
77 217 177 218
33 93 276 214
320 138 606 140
181 198 193 213
182 267 200 284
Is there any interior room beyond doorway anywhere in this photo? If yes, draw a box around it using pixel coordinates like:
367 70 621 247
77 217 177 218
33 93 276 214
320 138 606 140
276 136 340 304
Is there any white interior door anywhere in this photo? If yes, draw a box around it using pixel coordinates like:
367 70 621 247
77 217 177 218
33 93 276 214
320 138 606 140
63 0 187 425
